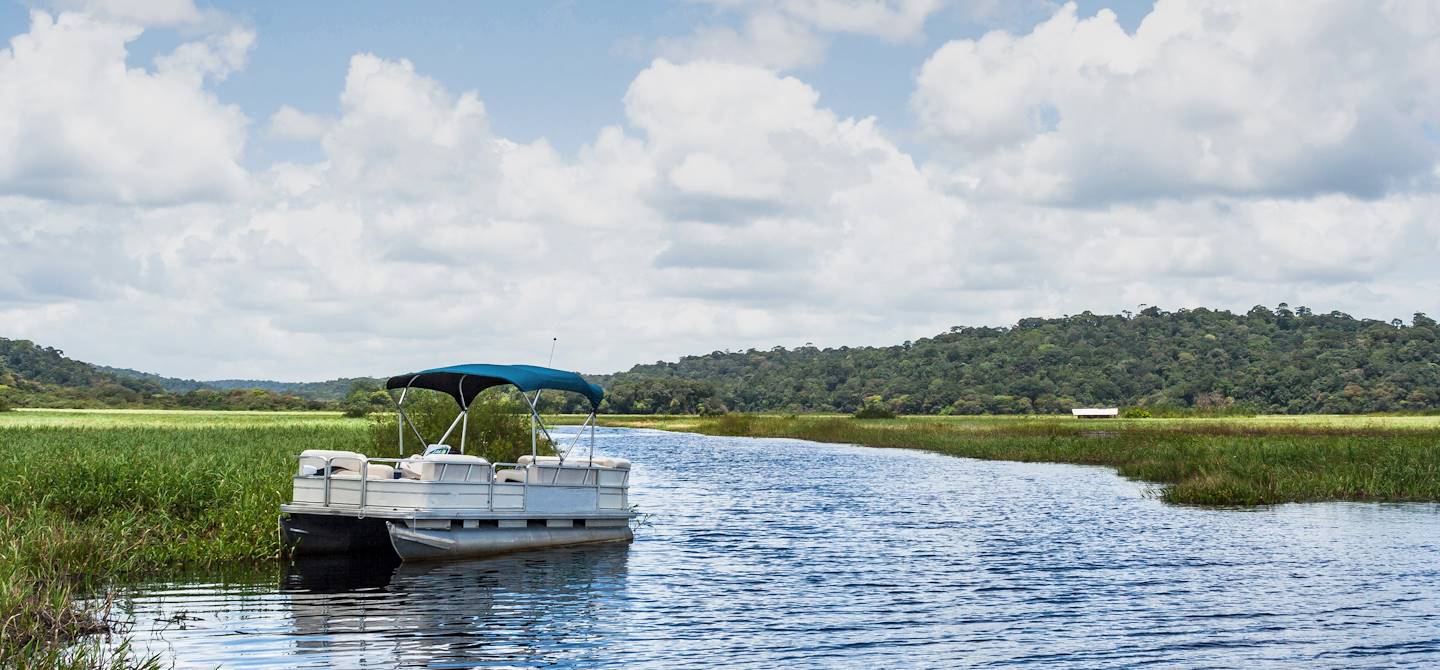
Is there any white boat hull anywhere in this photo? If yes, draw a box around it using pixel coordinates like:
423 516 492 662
280 512 634 561
386 522 633 561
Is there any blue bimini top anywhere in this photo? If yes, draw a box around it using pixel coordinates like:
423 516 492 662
384 363 604 408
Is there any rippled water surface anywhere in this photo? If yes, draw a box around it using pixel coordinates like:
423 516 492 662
110 428 1440 668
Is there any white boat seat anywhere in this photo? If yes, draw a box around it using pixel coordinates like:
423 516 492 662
298 449 367 475
365 464 396 479
494 469 527 483
329 463 397 480
398 454 492 482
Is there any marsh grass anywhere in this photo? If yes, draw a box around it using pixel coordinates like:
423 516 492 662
0 556 161 670
0 405 544 666
4 408 1439 666
0 411 364 667
597 414 1440 506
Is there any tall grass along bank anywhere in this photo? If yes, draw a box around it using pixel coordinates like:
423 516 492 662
597 414 1440 506
5 409 1438 666
0 410 362 668
0 399 544 668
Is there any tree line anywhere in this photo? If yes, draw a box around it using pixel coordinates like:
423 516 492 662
9 305 1440 415
0 339 324 411
576 305 1440 415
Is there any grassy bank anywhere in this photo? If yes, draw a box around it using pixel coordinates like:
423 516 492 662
0 410 365 668
5 409 1438 666
596 414 1440 506
0 404 541 668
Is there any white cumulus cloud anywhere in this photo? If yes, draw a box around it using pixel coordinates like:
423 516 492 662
914 0 1440 204
2 2 1439 380
658 0 945 69
0 11 250 204
266 105 331 142
46 0 203 26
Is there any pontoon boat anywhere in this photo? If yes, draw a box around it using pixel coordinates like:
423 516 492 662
279 364 633 561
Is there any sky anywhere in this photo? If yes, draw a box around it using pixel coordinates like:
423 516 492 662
1 0 1438 381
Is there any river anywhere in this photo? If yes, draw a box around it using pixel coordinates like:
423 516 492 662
104 427 1440 668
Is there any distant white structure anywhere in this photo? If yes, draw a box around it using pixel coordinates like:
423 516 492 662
1072 408 1119 419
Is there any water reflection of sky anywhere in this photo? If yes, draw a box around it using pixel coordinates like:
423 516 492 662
107 428 1440 668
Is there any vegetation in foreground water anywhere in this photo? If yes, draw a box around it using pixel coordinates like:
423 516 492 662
3 407 1436 665
598 414 1440 506
0 413 356 667
0 397 533 667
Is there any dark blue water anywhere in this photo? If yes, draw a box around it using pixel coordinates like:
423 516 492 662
105 428 1440 668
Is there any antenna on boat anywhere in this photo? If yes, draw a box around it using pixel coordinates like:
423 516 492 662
547 337 557 367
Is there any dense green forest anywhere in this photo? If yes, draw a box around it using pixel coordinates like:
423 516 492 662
0 339 325 410
100 366 368 401
7 305 1440 414
585 305 1440 415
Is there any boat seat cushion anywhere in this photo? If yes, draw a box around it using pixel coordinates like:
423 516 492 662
364 464 396 479
298 449 367 474
494 469 527 483
400 454 492 482
329 463 397 480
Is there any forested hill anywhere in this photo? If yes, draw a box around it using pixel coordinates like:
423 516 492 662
8 305 1440 414
0 338 327 410
598 306 1440 415
0 338 163 407
99 366 371 402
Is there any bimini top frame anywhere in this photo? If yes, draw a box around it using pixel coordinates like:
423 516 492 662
385 364 603 408
383 363 604 464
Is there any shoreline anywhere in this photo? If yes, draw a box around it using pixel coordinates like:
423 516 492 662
592 414 1440 506
3 409 1437 666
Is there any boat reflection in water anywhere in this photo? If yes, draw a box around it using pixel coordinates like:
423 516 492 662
281 544 631 668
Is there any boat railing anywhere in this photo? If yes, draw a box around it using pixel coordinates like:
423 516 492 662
306 455 407 509
298 455 627 513
490 461 524 511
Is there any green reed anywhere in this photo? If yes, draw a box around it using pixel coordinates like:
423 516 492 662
0 411 364 667
598 414 1440 506
4 409 1438 666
